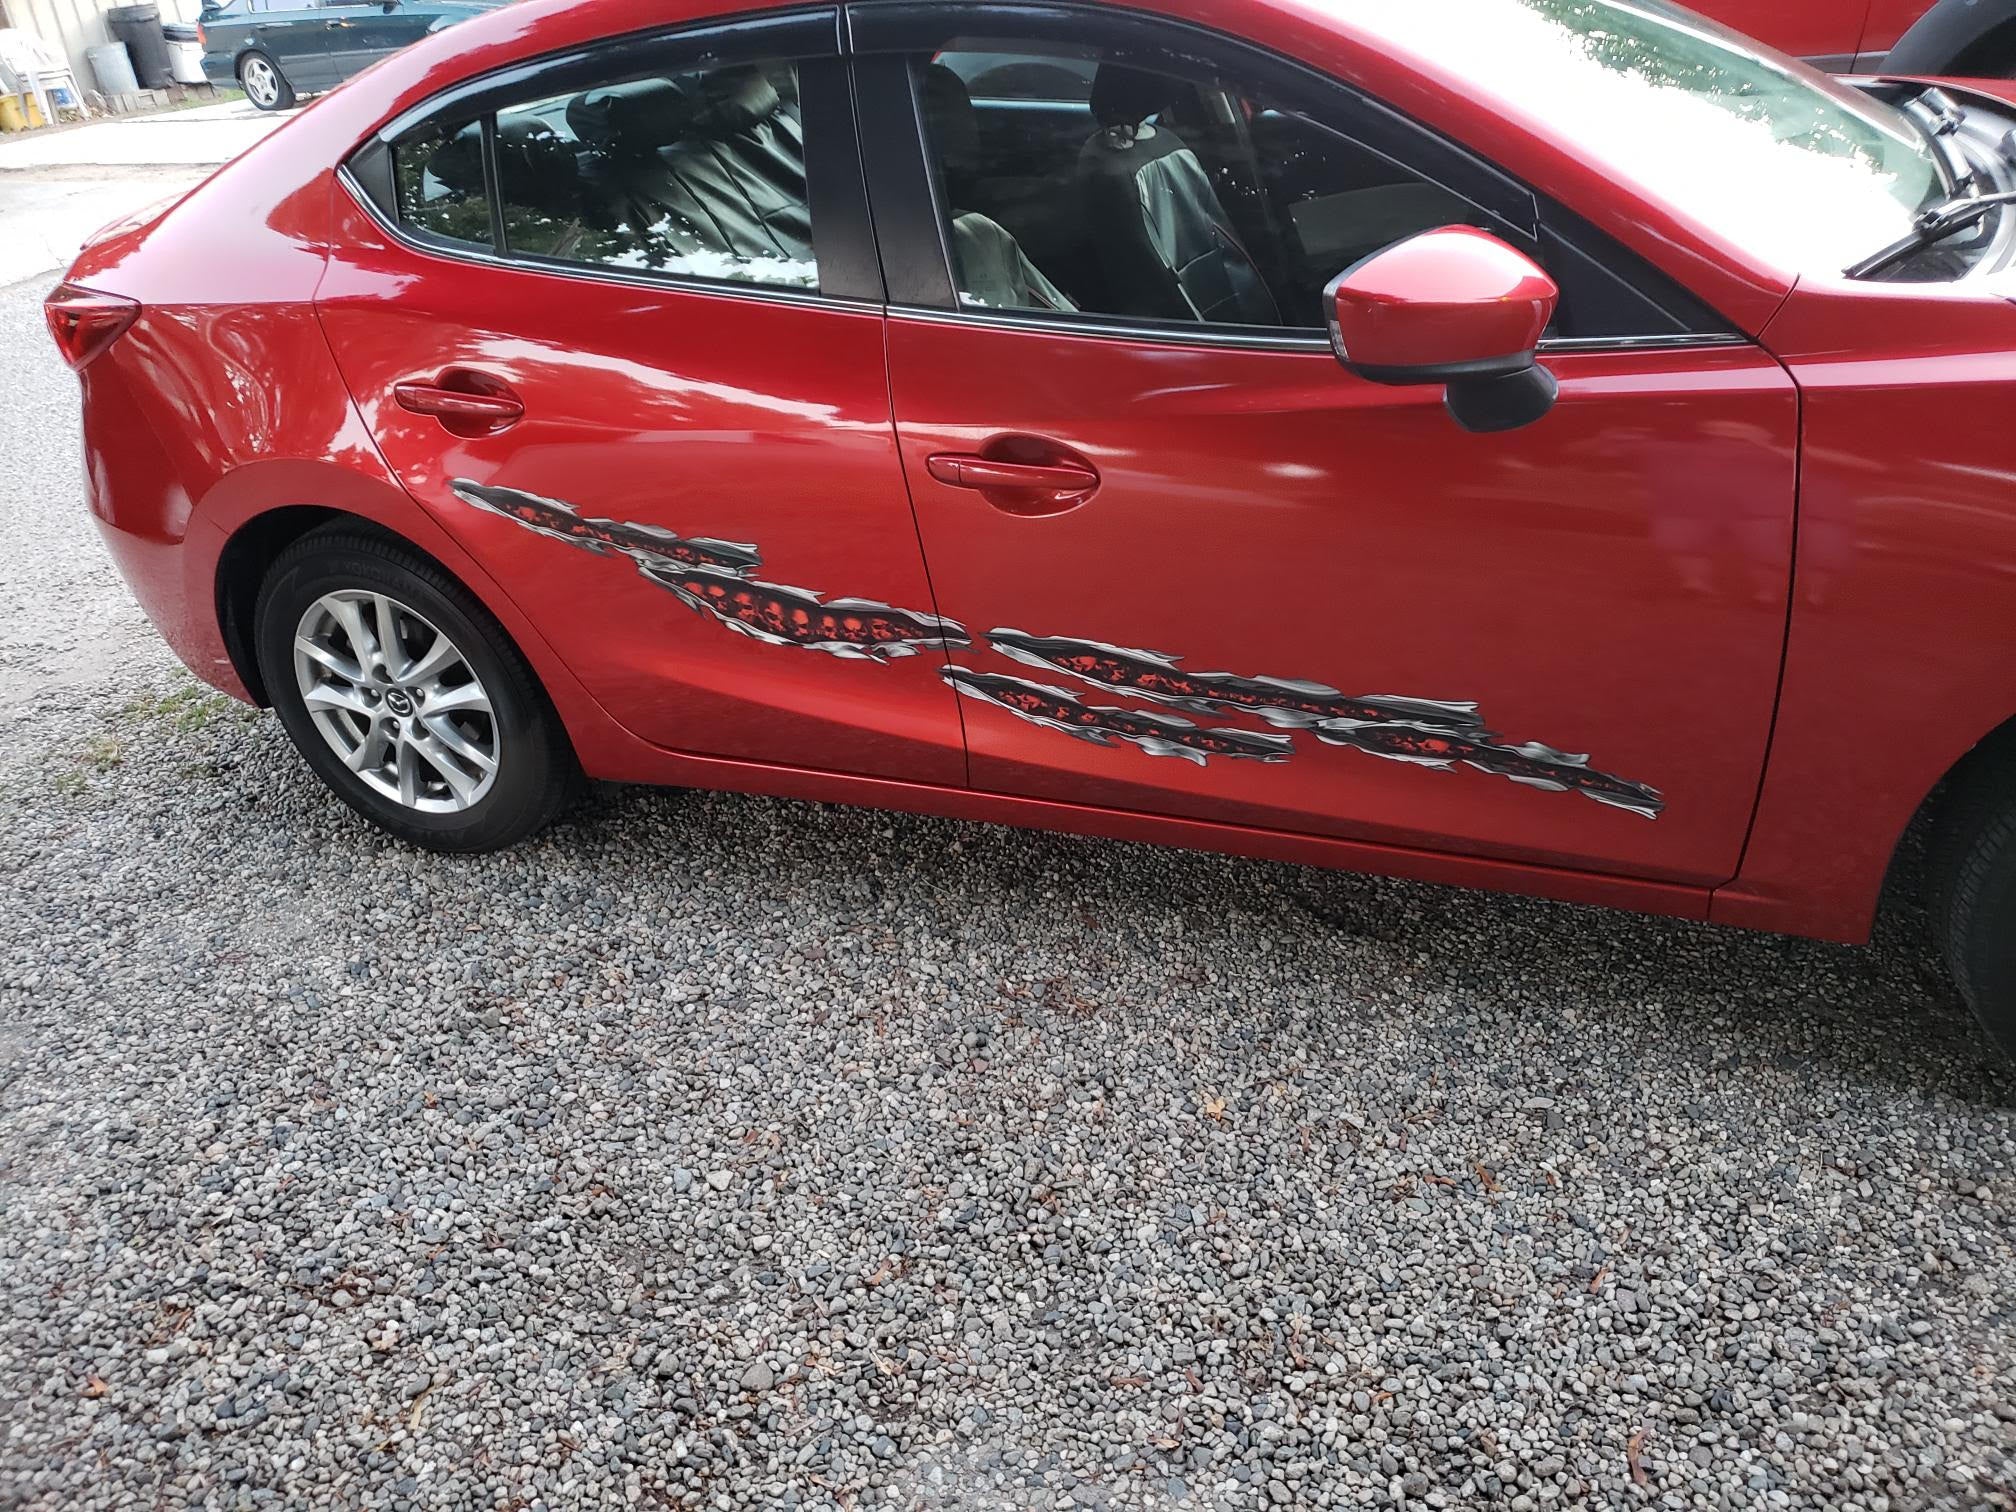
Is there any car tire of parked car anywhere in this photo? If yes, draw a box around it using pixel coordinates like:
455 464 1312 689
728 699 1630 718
1927 729 2016 1058
253 526 580 852
237 51 296 112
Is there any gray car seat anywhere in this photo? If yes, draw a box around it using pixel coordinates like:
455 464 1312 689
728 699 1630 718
922 63 1076 312
1077 63 1279 325
567 70 813 279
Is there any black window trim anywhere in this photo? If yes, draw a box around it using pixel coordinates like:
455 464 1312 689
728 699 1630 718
843 0 1744 353
344 5 886 307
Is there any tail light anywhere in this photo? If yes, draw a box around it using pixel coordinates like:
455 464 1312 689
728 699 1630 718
43 283 140 371
196 22 206 46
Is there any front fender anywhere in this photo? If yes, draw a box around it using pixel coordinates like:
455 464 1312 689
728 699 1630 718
1883 0 2016 73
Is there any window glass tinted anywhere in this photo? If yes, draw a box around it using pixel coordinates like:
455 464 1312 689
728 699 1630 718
389 59 818 292
915 44 1488 330
392 117 490 249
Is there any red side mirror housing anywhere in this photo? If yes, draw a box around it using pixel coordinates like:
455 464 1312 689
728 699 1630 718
1325 226 1561 433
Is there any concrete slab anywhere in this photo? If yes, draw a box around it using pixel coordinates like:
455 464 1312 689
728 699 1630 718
0 100 292 170
0 167 209 289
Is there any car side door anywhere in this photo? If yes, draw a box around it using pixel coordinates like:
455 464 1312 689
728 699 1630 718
853 3 1798 888
244 0 339 91
317 0 433 82
318 10 969 786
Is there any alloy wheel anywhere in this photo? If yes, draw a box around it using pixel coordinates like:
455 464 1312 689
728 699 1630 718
241 57 280 108
292 590 500 813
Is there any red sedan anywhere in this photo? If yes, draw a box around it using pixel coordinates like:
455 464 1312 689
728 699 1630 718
1696 0 2016 74
45 0 2016 1054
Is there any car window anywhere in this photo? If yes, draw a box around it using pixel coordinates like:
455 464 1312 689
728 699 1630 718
386 58 819 292
392 116 490 249
1338 0 1944 276
912 43 1492 331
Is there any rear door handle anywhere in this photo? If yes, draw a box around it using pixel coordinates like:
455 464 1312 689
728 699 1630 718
393 374 524 435
925 453 1099 513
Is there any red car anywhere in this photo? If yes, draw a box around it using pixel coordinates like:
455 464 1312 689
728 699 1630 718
1698 0 2016 74
45 0 2016 1054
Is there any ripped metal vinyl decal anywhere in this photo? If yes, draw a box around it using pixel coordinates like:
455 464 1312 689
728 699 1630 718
450 479 966 660
637 561 970 661
987 629 1483 731
967 629 1664 818
944 668 1294 767
450 479 1659 816
1310 721 1665 819
450 480 761 575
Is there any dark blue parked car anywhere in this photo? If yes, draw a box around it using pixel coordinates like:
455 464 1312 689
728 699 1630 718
198 0 502 111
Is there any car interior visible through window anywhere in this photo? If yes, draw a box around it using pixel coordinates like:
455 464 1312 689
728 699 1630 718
917 43 1482 329
386 58 818 291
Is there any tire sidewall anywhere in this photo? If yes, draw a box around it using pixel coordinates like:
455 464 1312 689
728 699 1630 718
255 536 561 850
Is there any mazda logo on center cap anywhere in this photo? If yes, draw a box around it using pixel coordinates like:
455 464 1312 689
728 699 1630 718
383 690 414 717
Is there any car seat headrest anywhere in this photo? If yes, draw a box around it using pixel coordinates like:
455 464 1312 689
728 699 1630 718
493 116 580 215
922 63 978 182
684 63 783 138
425 121 485 195
566 78 690 155
1090 63 1180 129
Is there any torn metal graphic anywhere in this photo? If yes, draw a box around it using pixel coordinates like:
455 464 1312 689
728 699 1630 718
639 561 971 660
1312 720 1666 819
943 667 1295 767
450 479 762 576
987 629 1484 731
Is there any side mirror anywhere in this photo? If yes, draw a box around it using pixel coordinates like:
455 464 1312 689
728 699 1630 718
1325 226 1560 434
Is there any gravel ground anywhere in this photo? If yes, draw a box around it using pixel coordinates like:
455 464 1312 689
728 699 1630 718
1 272 2013 1512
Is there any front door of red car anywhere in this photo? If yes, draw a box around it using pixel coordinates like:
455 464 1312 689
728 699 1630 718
854 17 1797 886
318 15 968 786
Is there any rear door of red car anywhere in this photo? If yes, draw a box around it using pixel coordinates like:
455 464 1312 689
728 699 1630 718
319 9 969 786
853 3 1798 886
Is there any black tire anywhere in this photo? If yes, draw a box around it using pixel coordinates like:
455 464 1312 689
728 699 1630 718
1927 729 2016 1059
254 527 579 852
237 51 296 112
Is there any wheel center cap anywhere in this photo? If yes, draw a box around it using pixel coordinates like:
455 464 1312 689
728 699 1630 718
383 689 415 717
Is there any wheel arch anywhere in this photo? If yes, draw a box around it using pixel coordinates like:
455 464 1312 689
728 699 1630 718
215 504 344 706
206 485 661 782
1882 0 2016 74
1884 707 2016 907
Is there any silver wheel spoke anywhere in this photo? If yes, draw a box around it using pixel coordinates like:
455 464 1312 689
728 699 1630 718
302 679 376 718
295 635 361 682
395 740 421 806
422 715 497 774
419 680 489 718
411 733 483 803
372 594 406 680
328 597 381 677
346 721 390 774
403 629 462 687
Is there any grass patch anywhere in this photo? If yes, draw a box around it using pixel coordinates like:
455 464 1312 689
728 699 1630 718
123 682 248 734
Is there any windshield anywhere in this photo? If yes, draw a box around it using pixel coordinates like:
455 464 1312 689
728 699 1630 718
1333 0 1944 274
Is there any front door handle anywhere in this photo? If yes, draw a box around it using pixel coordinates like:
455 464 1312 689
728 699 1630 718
925 452 1099 513
393 371 524 436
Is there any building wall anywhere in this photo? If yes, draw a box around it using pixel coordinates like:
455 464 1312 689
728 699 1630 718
5 0 204 105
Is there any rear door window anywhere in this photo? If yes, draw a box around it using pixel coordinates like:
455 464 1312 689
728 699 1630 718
378 56 821 293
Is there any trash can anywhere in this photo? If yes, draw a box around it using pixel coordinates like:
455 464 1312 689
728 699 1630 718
161 22 207 85
87 40 141 97
105 3 173 90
